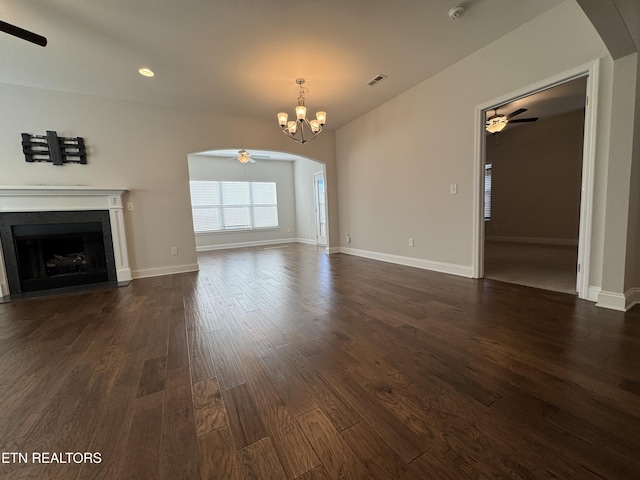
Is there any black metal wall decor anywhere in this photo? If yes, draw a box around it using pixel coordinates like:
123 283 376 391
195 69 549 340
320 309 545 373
21 131 87 166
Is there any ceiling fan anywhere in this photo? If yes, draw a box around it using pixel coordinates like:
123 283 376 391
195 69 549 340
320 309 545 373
235 149 256 164
486 108 538 134
215 149 273 164
0 20 47 46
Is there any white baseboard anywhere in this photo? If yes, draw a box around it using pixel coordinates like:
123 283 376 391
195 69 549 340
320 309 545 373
596 288 640 311
624 287 640 311
339 247 473 278
326 246 341 254
196 238 335 252
116 267 132 283
196 238 299 252
596 290 627 311
486 236 578 246
295 237 318 246
132 263 199 279
586 285 601 302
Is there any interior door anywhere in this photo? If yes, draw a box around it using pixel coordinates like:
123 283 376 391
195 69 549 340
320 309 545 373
313 171 327 246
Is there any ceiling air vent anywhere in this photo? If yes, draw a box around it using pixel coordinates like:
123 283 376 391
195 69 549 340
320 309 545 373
365 74 388 87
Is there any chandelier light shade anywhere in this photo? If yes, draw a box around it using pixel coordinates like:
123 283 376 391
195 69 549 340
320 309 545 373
277 78 326 144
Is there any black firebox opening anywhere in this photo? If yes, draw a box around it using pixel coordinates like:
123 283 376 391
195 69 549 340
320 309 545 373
1 210 118 297
12 222 109 293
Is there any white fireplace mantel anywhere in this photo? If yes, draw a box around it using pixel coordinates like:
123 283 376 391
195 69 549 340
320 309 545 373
0 185 132 297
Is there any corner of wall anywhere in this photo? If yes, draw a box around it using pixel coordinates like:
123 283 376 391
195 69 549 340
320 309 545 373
625 287 640 311
597 289 629 311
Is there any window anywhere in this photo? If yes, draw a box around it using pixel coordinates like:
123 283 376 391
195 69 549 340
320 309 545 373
190 181 278 232
484 164 492 221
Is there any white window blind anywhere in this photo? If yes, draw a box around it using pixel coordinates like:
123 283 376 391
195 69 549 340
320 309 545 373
484 164 492 221
190 181 278 232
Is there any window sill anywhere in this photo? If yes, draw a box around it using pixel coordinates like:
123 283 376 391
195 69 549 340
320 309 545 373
195 227 280 235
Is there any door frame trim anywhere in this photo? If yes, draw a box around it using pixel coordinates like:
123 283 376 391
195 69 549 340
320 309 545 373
313 170 327 247
472 59 600 300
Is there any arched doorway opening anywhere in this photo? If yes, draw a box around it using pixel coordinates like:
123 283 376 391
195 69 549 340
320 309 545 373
186 148 329 254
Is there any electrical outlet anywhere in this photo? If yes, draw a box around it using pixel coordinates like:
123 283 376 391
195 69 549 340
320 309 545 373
347 234 351 243
171 246 178 255
127 202 134 211
450 184 458 195
409 238 414 247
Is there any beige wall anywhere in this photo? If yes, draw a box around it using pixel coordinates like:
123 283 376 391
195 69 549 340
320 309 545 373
485 109 585 243
336 1 612 289
0 83 337 278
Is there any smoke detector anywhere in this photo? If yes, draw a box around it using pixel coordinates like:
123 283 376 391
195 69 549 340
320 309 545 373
449 6 465 20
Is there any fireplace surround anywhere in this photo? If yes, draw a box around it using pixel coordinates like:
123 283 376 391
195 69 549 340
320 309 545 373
0 186 131 297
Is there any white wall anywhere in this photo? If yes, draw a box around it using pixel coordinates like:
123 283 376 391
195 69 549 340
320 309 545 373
0 83 337 278
336 1 612 290
188 155 297 249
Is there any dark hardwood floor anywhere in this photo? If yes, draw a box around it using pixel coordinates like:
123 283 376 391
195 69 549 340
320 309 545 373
1 243 639 479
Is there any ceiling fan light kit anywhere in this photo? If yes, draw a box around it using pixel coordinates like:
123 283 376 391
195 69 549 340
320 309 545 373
486 115 508 134
236 149 254 164
485 107 538 134
138 67 155 77
277 79 326 144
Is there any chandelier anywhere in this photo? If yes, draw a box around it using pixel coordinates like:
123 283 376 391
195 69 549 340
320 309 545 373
277 78 326 144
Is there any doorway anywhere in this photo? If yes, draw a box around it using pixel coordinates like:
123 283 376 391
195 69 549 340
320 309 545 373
313 171 327 246
484 78 586 293
473 61 600 300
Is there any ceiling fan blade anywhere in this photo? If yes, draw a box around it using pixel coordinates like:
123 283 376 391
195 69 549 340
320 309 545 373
509 117 538 123
0 20 47 46
506 108 527 120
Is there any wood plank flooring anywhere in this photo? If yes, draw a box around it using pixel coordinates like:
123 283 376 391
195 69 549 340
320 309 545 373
1 243 640 479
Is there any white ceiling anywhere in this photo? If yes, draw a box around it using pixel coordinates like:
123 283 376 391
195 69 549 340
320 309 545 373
1 0 565 129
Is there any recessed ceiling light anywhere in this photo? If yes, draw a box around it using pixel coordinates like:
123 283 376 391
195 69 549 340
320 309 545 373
138 67 155 77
